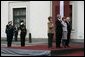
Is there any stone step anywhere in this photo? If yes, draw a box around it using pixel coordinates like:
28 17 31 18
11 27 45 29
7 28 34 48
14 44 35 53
51 47 84 56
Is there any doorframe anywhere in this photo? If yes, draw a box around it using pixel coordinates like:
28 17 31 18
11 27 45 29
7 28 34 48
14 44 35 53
52 1 71 42
52 1 60 42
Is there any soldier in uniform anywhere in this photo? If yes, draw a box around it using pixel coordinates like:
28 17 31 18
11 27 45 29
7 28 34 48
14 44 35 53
14 25 18 41
5 21 14 47
18 20 27 47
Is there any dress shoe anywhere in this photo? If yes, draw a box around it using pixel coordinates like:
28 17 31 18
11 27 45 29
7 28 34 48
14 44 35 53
56 46 62 48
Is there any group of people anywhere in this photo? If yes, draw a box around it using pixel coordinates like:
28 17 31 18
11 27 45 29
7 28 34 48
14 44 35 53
5 15 71 48
48 14 72 48
5 20 27 47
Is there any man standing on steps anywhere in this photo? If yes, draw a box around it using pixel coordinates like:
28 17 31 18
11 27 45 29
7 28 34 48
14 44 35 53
18 20 27 47
66 17 72 47
55 14 63 48
5 21 14 47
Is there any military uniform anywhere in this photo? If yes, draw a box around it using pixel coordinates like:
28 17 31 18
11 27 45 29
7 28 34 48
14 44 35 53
14 26 18 41
5 24 14 47
19 24 27 47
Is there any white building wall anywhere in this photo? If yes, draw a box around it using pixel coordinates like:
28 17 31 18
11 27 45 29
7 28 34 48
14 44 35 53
1 1 84 40
77 1 84 39
71 1 78 39
1 1 50 38
71 1 84 40
1 1 9 38
29 1 50 38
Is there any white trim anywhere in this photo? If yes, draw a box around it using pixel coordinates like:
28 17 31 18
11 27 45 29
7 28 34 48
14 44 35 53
8 1 30 3
60 1 64 18
50 1 52 16
70 1 73 5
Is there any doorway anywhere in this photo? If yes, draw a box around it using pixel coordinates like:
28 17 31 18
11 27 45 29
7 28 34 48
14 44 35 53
52 1 71 42
13 8 26 28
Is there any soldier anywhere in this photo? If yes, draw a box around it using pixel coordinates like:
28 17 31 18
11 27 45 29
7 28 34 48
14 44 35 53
18 20 27 47
14 25 18 41
5 21 14 47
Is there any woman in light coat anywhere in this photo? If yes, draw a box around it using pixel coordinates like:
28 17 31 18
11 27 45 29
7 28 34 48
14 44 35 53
47 16 54 48
61 17 68 48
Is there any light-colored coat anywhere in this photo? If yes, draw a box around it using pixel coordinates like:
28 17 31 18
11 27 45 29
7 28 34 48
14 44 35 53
61 20 67 32
48 22 54 33
61 20 67 39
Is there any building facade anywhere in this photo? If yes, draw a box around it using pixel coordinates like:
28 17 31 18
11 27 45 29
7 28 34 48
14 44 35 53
1 1 84 42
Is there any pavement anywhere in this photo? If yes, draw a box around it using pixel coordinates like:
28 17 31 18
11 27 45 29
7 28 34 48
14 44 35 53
1 38 48 47
1 47 50 56
1 39 51 56
1 38 84 56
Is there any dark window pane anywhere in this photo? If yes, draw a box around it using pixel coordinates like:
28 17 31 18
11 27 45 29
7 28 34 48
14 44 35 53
13 8 26 27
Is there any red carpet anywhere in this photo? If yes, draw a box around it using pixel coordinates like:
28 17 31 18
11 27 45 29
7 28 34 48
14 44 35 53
58 51 84 56
3 43 84 50
2 43 84 56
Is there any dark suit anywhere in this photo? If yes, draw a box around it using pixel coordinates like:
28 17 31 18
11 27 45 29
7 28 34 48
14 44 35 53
66 21 72 46
19 24 27 47
14 27 18 41
5 24 14 47
55 19 63 47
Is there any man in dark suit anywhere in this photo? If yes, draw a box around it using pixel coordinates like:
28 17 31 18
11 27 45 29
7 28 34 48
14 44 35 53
55 15 63 48
18 20 27 47
5 21 14 47
66 17 72 47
